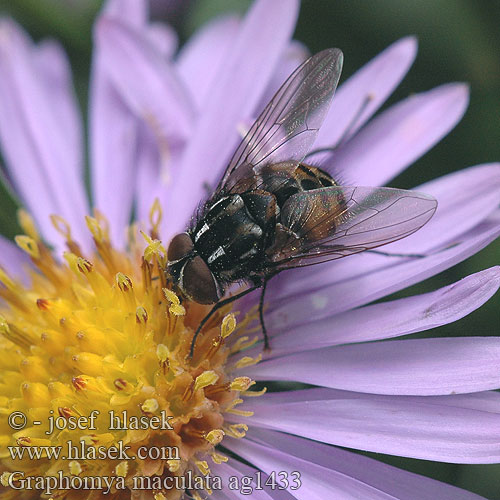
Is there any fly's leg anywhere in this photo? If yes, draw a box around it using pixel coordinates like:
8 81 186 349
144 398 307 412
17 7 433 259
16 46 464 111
258 278 270 350
189 285 260 358
366 249 426 258
366 243 460 259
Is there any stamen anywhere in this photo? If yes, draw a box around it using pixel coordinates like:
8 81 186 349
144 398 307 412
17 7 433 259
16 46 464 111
51 215 81 255
232 354 262 370
194 371 219 392
230 377 254 392
163 288 185 316
156 343 169 362
17 209 39 241
80 433 114 446
210 451 228 464
205 429 224 445
116 272 133 292
205 313 239 360
58 407 75 418
141 258 153 293
0 268 17 291
243 387 267 397
69 461 82 475
149 198 163 240
72 375 90 391
115 461 128 477
142 231 167 265
230 335 259 353
76 256 93 274
15 235 40 259
136 306 148 325
156 343 170 373
85 215 105 243
195 460 210 476
225 399 253 417
0 316 31 349
16 437 31 447
0 472 11 487
167 459 180 472
116 272 136 310
85 215 115 272
113 378 130 392
221 313 236 338
36 298 50 310
225 423 248 438
141 398 159 413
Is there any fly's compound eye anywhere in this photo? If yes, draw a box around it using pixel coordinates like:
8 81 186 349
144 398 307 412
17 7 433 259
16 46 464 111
167 232 194 263
182 256 221 305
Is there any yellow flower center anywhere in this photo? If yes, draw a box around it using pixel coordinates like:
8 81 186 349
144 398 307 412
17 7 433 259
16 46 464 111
0 206 264 499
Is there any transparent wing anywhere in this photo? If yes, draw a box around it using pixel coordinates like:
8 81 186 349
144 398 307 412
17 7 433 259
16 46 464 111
266 186 438 270
217 48 343 194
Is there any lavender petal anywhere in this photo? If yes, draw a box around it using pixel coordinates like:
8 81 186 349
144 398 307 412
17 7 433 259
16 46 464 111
176 15 241 110
229 388 500 463
225 428 484 499
314 37 417 150
34 40 83 177
245 334 500 396
96 17 194 142
0 19 90 251
326 83 469 186
103 0 148 27
214 461 288 499
89 69 138 248
236 267 500 359
147 22 178 58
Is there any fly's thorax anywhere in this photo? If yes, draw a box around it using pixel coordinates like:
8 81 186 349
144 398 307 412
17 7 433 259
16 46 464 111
190 192 278 282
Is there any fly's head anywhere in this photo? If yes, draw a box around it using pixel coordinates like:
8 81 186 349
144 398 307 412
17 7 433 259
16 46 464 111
166 232 222 305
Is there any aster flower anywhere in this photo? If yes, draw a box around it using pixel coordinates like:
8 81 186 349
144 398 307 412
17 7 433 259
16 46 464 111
0 0 499 499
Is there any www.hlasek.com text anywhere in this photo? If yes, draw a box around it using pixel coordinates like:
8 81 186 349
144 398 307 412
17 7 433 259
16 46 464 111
8 439 179 461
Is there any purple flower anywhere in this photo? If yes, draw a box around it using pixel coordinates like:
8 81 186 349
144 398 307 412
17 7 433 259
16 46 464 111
0 0 499 499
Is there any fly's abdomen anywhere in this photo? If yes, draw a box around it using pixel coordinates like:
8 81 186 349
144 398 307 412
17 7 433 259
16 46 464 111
260 162 338 208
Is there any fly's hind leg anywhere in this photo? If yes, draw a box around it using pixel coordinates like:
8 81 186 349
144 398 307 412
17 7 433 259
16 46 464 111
366 243 460 259
366 249 427 258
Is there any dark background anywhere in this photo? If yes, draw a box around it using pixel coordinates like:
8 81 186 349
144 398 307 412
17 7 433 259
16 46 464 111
0 0 498 497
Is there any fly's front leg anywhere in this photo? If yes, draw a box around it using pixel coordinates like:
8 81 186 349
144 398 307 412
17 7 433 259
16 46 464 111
258 277 270 350
189 285 260 358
